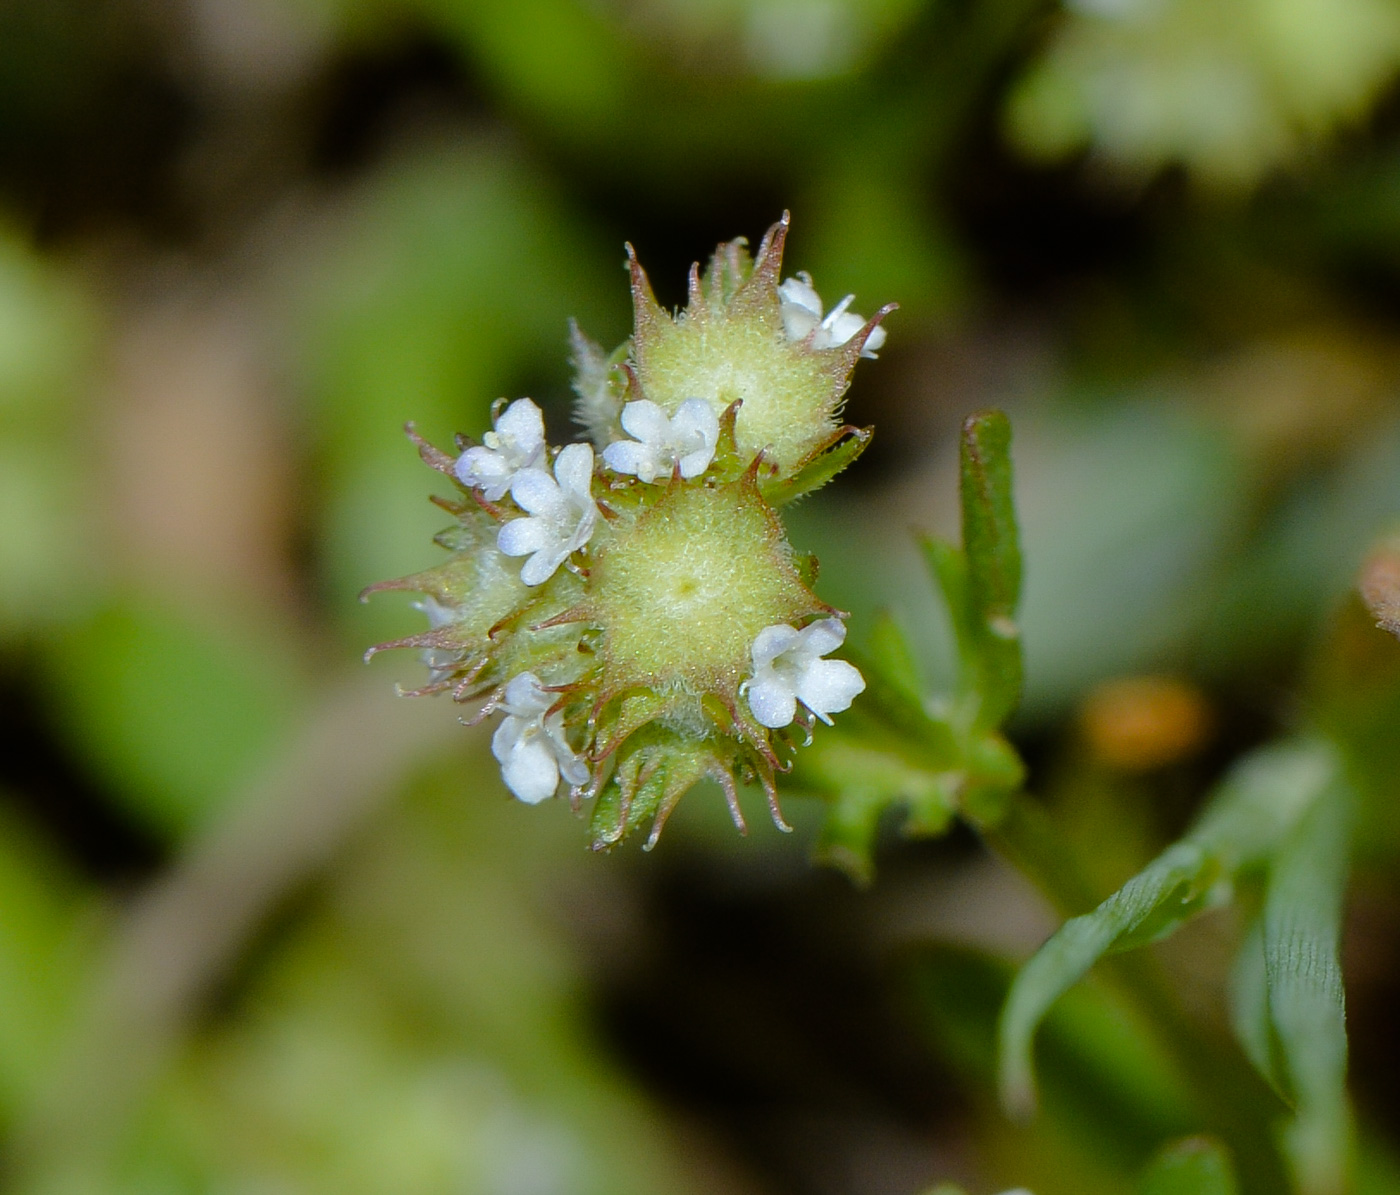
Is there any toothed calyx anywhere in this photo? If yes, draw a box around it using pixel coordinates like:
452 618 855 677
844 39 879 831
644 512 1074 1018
367 218 890 851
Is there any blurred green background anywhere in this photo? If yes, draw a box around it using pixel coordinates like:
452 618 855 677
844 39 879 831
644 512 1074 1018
2 0 1400 1191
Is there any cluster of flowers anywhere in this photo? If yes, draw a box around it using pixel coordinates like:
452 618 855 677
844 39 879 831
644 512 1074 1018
454 393 868 802
368 215 892 848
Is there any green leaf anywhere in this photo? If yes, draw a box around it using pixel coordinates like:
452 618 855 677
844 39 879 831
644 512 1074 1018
1138 1137 1239 1195
764 426 873 506
865 611 925 710
909 943 1197 1175
923 411 1026 732
1261 779 1354 1194
998 739 1338 1115
920 535 981 704
44 598 308 837
1229 918 1286 1100
801 729 960 882
960 410 1021 622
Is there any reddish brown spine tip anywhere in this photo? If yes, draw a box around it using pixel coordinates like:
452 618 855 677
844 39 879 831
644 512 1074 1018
746 213 792 293
717 771 749 836
404 423 458 475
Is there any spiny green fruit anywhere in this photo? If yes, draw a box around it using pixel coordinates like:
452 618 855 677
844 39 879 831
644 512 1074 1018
366 214 893 850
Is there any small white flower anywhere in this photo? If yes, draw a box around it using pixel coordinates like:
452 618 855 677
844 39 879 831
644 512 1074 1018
491 672 589 804
497 442 599 586
412 595 460 677
778 272 886 358
413 595 457 629
455 397 547 500
744 618 866 729
602 398 720 483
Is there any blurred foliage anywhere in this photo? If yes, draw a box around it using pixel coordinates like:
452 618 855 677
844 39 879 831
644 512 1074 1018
1007 0 1400 187
0 0 1399 1192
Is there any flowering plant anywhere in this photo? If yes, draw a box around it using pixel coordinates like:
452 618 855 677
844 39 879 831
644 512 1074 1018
366 216 894 850
367 218 1370 1194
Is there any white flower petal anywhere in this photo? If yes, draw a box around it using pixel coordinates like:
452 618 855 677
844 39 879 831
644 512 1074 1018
496 398 545 457
751 623 801 670
619 399 672 446
414 595 458 629
795 657 865 724
553 442 596 499
520 546 569 586
563 505 598 552
455 446 511 495
672 397 718 439
778 274 823 317
781 306 820 342
603 439 658 480
502 671 548 713
677 447 713 479
796 617 846 660
508 468 563 517
673 398 719 476
544 711 590 788
496 727 560 804
497 516 553 557
747 675 799 729
557 753 590 788
825 310 867 347
779 274 884 356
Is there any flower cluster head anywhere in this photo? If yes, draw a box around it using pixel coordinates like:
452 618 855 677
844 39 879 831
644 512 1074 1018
366 214 894 850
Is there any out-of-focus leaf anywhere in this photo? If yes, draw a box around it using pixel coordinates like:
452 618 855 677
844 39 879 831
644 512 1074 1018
44 599 307 837
0 801 91 1117
37 757 714 1195
908 943 1196 1186
1311 596 1400 862
0 229 97 638
865 610 925 710
1229 919 1283 1099
922 535 980 701
802 726 959 883
1138 1137 1239 1195
998 738 1338 1115
1007 0 1400 188
1260 779 1354 1194
422 0 628 133
0 443 93 635
297 145 617 644
0 227 91 422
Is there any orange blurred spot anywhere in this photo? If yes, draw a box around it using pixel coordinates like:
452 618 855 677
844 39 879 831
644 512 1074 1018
1080 675 1212 772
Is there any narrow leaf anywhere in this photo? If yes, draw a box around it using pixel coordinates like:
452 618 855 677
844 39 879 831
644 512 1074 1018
1229 918 1287 1100
1138 1137 1239 1195
960 409 1021 618
1264 779 1353 1195
998 739 1337 1116
998 840 1212 1116
958 410 1023 728
865 611 924 710
920 536 981 701
765 426 872 506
